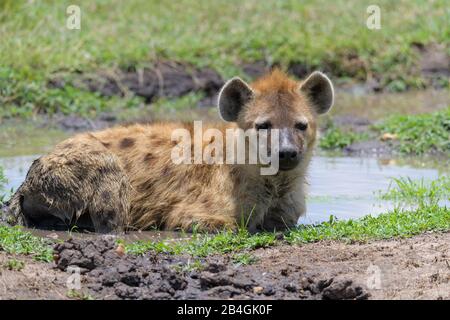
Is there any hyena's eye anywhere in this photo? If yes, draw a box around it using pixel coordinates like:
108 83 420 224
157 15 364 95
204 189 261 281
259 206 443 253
255 121 272 130
295 122 308 131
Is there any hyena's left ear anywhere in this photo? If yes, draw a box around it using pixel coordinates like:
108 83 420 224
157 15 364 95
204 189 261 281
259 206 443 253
218 77 254 121
300 71 334 114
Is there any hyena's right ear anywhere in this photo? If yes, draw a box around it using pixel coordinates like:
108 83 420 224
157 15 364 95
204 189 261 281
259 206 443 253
217 77 254 122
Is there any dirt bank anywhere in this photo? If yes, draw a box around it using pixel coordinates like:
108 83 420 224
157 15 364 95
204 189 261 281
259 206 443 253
48 42 449 106
49 61 224 104
0 232 448 300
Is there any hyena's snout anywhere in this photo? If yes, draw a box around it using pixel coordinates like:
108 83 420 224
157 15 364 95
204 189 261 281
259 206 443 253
278 128 303 171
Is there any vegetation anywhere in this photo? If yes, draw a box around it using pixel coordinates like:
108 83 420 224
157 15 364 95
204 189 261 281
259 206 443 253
0 166 7 204
3 258 25 271
379 175 450 206
66 289 94 300
0 0 448 118
0 165 5 189
374 107 450 155
319 106 450 154
286 205 449 244
319 125 368 150
0 226 54 262
125 229 277 257
0 67 143 118
232 252 258 266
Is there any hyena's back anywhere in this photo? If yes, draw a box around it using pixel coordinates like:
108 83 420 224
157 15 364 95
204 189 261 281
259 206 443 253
8 123 239 232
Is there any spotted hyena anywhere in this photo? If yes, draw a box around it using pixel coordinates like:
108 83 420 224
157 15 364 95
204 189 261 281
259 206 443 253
6 69 334 233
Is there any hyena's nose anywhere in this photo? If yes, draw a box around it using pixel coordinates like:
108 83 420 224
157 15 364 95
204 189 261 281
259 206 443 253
278 148 300 170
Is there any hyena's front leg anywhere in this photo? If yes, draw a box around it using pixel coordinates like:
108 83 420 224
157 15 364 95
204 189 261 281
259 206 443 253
8 137 131 233
262 193 306 231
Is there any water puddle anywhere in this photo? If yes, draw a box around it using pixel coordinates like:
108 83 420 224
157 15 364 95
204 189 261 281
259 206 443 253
1 153 447 227
301 155 448 224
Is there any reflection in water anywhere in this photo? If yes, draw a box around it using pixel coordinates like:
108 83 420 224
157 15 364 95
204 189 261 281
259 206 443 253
1 155 446 228
302 156 445 224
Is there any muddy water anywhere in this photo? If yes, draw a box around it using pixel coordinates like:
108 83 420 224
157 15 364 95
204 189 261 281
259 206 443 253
1 152 446 228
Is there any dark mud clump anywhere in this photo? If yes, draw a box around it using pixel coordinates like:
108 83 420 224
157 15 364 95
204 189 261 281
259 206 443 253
53 237 370 300
49 61 224 104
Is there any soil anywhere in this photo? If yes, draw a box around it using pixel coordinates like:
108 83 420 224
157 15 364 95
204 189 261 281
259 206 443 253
413 42 450 80
49 61 224 104
0 232 448 300
48 43 449 106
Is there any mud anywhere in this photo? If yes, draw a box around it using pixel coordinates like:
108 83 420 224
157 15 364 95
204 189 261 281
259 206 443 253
2 232 448 300
413 42 450 80
49 61 224 104
52 237 368 300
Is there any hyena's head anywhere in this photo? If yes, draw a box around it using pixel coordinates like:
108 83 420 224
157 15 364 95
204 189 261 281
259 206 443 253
218 69 334 171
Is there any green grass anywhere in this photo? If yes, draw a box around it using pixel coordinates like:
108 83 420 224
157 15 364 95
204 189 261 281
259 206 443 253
319 126 368 150
172 259 205 272
0 165 6 189
0 166 7 204
152 92 206 112
124 202 449 257
321 106 450 154
3 258 25 271
0 67 143 118
66 289 94 300
0 0 448 118
374 107 450 155
286 205 449 244
232 252 258 266
125 229 277 257
0 226 54 262
379 175 450 206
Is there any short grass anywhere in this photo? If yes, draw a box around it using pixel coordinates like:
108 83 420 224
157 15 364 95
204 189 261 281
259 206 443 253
286 205 449 244
319 125 369 150
1 0 448 118
125 229 277 257
379 175 450 206
0 166 7 204
66 289 94 300
374 106 450 155
0 67 143 118
3 258 25 271
0 225 54 262
320 106 450 154
231 252 258 266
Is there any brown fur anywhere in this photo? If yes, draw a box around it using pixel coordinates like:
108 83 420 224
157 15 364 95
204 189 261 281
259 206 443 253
7 69 333 233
